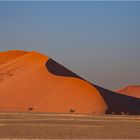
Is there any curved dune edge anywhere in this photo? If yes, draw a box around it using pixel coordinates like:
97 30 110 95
0 50 28 66
0 50 107 114
117 85 140 98
46 57 140 114
0 50 140 115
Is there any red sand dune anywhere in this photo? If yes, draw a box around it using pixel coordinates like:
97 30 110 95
1 50 140 115
117 85 140 98
0 50 107 114
0 50 27 65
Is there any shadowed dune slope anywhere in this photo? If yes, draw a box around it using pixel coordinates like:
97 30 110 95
95 85 140 115
0 50 107 114
0 50 140 115
46 59 140 115
117 85 140 98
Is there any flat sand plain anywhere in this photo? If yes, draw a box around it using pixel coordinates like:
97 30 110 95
0 112 139 139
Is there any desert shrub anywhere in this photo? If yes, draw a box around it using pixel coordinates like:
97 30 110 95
120 111 125 115
69 109 75 113
111 112 115 115
126 112 130 115
28 107 34 111
9 74 13 76
92 111 95 114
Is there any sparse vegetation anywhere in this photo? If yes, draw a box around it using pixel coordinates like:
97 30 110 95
9 73 13 76
111 112 115 115
69 109 75 113
121 112 125 115
92 111 95 114
28 107 34 111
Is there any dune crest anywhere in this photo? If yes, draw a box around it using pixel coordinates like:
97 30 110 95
0 50 28 66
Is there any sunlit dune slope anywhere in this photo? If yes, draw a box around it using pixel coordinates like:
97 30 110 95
0 50 107 114
0 50 27 65
117 85 140 98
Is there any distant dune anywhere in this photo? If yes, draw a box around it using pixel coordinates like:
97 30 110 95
0 50 140 115
117 85 140 98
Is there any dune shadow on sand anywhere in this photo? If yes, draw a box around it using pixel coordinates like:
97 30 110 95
46 58 140 115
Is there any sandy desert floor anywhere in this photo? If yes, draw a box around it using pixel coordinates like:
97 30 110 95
0 112 139 139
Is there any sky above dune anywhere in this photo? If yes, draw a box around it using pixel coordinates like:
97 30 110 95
0 1 140 90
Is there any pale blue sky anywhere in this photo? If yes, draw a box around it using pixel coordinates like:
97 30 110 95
0 1 140 90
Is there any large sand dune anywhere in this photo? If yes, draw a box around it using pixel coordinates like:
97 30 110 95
0 50 140 115
0 50 107 114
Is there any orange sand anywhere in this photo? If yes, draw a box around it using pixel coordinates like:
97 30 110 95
117 85 140 98
0 50 107 114
0 50 27 65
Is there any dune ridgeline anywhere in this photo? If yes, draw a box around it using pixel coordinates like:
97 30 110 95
0 50 140 115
